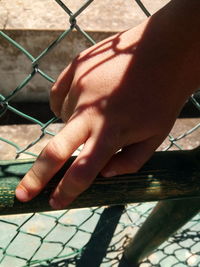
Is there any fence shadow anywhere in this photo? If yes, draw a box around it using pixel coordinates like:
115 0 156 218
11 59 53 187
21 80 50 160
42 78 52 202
76 205 125 267
35 205 125 267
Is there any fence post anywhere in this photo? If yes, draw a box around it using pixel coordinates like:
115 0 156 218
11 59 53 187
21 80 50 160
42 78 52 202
122 198 200 264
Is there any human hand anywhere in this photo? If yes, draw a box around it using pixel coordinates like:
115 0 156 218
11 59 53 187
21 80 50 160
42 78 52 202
15 1 199 209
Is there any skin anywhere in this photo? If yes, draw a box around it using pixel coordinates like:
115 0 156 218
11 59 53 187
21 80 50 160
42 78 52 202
15 0 200 209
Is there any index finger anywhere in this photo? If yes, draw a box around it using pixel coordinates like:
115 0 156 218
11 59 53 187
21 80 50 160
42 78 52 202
15 117 89 202
49 134 116 209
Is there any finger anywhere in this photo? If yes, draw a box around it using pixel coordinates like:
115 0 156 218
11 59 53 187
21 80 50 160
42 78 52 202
101 136 161 177
50 62 75 117
49 136 116 209
15 117 89 202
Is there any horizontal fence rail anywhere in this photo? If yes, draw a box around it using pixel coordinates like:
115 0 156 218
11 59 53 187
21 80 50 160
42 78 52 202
0 149 200 215
0 0 200 266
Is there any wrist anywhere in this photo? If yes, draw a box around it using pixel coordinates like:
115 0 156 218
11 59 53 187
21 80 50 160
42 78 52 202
133 0 200 100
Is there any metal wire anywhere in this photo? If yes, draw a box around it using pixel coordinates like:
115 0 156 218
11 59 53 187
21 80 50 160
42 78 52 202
0 1 199 266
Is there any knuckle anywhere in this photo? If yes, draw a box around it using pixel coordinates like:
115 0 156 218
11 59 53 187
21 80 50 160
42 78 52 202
45 139 66 163
23 168 43 195
74 73 89 93
30 167 41 185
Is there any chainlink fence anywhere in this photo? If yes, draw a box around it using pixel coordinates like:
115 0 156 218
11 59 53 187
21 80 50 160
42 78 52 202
0 0 200 266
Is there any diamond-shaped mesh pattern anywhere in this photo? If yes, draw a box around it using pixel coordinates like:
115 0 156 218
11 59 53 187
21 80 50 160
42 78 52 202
0 1 199 266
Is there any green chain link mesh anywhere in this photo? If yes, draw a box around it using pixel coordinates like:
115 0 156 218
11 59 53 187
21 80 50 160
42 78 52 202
0 0 200 266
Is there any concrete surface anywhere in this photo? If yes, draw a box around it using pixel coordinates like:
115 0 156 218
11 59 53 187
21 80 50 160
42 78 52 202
0 30 114 102
0 118 199 160
0 2 199 267
0 0 169 31
0 0 169 102
0 203 199 266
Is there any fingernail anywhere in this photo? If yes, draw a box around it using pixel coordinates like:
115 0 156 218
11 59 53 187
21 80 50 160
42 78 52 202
102 170 117 178
49 198 62 210
15 186 29 202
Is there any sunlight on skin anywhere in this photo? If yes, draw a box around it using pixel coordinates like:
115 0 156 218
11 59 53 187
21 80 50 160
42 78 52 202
16 0 200 210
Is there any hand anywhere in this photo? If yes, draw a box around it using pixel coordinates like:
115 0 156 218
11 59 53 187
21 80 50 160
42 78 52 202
15 1 199 209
